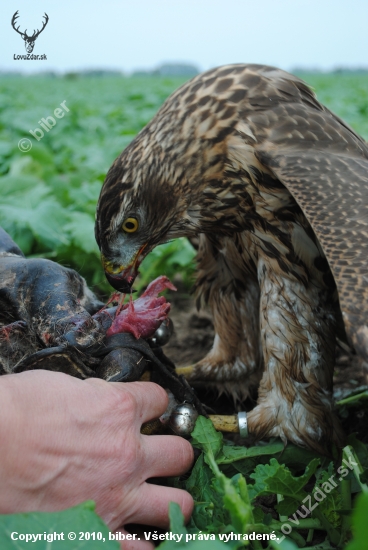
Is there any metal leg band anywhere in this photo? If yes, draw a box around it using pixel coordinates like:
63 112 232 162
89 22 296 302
237 411 248 438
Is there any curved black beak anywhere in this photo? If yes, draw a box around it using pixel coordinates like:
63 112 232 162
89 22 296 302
105 272 134 293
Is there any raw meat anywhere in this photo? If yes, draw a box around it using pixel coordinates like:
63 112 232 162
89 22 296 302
106 276 176 339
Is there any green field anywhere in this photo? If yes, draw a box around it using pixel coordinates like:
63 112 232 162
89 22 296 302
1 72 368 549
0 75 195 294
0 72 367 295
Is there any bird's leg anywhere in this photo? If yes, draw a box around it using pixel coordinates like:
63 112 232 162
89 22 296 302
247 257 344 453
184 277 263 401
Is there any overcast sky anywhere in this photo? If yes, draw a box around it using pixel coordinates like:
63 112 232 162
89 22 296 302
1 0 368 74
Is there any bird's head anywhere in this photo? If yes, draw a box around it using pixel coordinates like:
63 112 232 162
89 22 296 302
95 127 202 293
95 64 261 292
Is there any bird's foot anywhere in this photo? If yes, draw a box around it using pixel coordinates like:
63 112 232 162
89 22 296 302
247 398 345 455
176 357 262 403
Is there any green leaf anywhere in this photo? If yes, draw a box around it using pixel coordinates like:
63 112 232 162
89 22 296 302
65 211 99 255
0 501 119 549
191 416 223 460
217 441 285 464
68 181 102 213
0 194 70 252
269 539 299 550
159 540 230 550
0 174 45 197
159 503 229 550
185 454 225 530
168 502 187 538
347 434 368 467
165 239 196 267
313 462 342 527
219 442 322 481
190 418 254 536
222 474 253 534
249 458 320 516
345 492 368 550
138 238 196 290
274 443 324 473
337 389 368 408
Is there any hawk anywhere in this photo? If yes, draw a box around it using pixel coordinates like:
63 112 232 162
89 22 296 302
95 64 368 453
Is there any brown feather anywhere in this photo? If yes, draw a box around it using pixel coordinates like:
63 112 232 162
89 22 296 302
96 64 368 452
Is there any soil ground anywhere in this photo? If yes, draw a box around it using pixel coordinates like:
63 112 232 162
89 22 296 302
164 285 368 444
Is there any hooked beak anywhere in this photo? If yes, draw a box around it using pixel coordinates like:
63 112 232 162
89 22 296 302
102 257 137 293
104 269 136 293
101 244 147 293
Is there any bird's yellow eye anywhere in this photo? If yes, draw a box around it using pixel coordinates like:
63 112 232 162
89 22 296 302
122 217 139 233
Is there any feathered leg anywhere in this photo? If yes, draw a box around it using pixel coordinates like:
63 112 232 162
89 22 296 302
247 256 345 453
185 235 263 400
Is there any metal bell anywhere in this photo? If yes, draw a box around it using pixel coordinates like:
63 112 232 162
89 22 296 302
168 403 199 437
149 318 174 347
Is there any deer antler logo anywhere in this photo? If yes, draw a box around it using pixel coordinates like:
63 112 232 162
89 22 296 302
11 11 49 53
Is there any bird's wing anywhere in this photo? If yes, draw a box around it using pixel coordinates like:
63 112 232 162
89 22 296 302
253 116 368 357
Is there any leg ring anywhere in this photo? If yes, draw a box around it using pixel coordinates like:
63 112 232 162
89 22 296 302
238 411 248 438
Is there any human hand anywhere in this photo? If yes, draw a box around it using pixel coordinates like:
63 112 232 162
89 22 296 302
0 370 194 548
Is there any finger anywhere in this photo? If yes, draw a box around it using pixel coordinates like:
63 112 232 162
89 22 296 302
111 381 169 424
114 528 154 550
141 435 194 478
127 484 194 528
